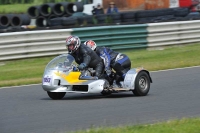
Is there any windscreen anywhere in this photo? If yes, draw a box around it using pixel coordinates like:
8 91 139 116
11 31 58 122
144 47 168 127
45 54 76 71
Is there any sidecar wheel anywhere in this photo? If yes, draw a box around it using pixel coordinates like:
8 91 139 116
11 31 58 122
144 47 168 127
47 92 66 100
133 71 150 96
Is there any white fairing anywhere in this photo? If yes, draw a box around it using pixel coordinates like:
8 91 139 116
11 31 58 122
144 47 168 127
42 54 105 94
87 80 105 93
46 80 105 94
124 68 138 90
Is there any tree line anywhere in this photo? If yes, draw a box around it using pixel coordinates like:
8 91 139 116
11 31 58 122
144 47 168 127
0 0 76 4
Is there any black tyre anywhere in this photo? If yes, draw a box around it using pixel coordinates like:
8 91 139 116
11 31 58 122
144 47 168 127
137 15 175 23
76 16 84 25
186 15 200 20
62 17 78 26
136 17 153 23
36 16 47 27
49 17 63 27
136 8 174 18
0 14 14 27
85 15 95 24
27 6 41 19
155 15 175 21
61 2 84 15
40 3 55 17
173 7 189 17
64 2 75 15
73 2 84 12
112 19 121 24
95 14 107 24
53 3 65 16
11 14 31 26
108 13 121 24
47 92 66 100
121 11 136 19
133 71 150 96
108 13 121 20
47 14 58 26
122 18 136 23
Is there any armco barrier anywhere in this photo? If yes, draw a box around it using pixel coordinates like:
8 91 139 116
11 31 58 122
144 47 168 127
0 29 73 61
1 20 200 61
0 24 148 61
147 20 200 47
72 24 148 50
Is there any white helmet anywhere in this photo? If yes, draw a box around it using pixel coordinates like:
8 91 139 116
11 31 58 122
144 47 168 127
84 40 97 51
66 35 81 54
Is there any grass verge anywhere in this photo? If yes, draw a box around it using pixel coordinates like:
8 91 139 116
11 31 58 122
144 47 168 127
0 4 34 14
71 118 200 133
0 43 200 87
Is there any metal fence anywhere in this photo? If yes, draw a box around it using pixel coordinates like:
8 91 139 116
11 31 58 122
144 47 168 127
1 20 200 61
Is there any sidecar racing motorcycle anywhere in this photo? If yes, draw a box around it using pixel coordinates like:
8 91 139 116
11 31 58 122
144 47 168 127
42 54 152 100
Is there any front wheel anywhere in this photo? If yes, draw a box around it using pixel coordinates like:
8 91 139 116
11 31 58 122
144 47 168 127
47 92 66 100
132 71 150 96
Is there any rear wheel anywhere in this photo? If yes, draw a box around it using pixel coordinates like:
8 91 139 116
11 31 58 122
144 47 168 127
47 92 66 100
132 71 150 96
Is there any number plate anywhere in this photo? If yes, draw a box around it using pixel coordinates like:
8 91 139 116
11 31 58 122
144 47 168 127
43 75 52 86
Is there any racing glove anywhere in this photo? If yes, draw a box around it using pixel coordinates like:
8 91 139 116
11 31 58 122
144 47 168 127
105 69 112 76
78 63 87 70
73 66 78 71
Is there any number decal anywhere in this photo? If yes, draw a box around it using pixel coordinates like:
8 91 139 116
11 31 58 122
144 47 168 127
43 75 52 86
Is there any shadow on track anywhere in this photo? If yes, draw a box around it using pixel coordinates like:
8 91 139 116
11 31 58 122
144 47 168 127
41 93 138 100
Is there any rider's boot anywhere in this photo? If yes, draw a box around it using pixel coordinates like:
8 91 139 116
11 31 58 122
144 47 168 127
115 75 123 88
116 82 122 88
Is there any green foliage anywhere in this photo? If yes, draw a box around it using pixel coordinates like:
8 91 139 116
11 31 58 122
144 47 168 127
0 4 33 14
0 0 76 4
0 0 76 14
105 16 113 24
92 16 98 25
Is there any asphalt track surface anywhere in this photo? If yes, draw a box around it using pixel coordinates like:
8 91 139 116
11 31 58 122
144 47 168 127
0 66 200 133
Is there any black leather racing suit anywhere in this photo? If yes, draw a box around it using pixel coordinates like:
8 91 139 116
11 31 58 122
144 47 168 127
95 46 131 82
70 44 104 78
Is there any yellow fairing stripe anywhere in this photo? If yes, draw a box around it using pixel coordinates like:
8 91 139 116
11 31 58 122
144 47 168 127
54 71 87 83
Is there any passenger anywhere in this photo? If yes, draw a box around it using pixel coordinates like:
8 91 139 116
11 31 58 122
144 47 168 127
84 40 131 87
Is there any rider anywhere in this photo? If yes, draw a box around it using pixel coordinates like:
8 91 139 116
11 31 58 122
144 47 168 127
66 36 104 79
84 40 131 88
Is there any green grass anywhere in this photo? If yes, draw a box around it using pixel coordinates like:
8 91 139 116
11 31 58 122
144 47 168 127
0 43 200 87
0 56 54 87
125 44 200 71
0 4 34 14
71 118 200 133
